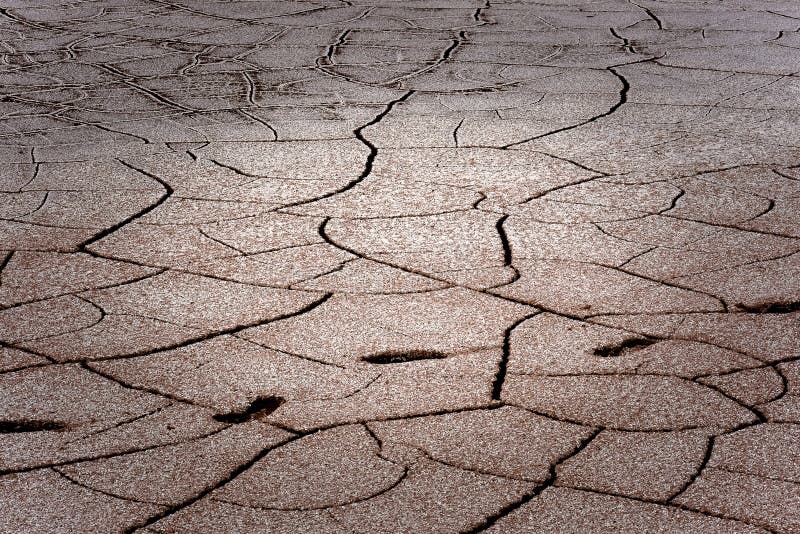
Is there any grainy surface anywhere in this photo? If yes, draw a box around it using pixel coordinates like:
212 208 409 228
0 0 799 532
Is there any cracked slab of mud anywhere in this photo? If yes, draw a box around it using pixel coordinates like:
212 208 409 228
1 0 799 532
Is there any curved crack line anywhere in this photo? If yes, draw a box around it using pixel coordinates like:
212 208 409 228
381 30 467 87
52 467 169 507
0 424 232 477
231 334 348 370
74 292 333 365
59 404 171 448
318 216 649 342
276 90 414 211
555 486 780 533
605 262 729 312
610 27 636 54
627 0 663 29
212 466 409 512
0 267 166 313
78 160 173 251
301 373 383 403
666 434 715 502
502 56 662 150
391 442 534 483
120 431 305 533
284 402 504 435
461 427 602 533
81 360 207 409
662 211 800 241
507 402 714 434
238 109 277 141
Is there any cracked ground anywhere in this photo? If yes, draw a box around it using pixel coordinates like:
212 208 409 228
1 0 800 532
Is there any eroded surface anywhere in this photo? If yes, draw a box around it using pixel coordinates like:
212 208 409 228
1 0 799 532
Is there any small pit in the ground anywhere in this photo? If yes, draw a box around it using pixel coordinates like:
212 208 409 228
593 337 657 358
0 420 65 433
362 350 449 364
213 396 285 424
738 301 800 314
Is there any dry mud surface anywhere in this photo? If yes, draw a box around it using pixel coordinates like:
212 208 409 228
1 0 800 532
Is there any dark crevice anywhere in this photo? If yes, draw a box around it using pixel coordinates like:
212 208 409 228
92 123 151 145
208 158 275 179
453 117 464 147
593 337 657 358
290 259 353 287
769 365 790 404
362 350 448 364
393 30 465 85
659 188 685 214
235 336 348 370
737 300 800 314
121 80 197 113
509 401 711 434
323 29 351 65
212 396 285 424
213 460 409 512
692 378 766 423
226 472 412 512
63 405 169 447
319 216 595 331
609 27 635 53
491 313 539 400
617 245 656 269
0 250 13 285
664 210 800 240
0 420 66 433
610 262 729 312
529 151 612 176
495 214 513 267
710 464 800 485
0 267 166 313
409 444 531 482
473 0 491 24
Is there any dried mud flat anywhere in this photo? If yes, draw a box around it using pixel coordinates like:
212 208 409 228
1 0 799 532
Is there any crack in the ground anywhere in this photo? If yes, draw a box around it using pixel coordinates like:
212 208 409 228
2 2 799 531
461 428 603 533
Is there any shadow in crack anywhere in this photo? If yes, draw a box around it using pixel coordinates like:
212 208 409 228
738 301 800 314
593 338 657 358
362 350 448 364
0 420 66 433
213 396 285 424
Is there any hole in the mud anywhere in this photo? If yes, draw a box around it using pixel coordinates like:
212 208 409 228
212 396 285 424
738 301 800 314
362 350 449 364
0 420 65 433
593 338 656 358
